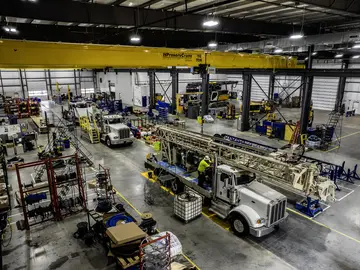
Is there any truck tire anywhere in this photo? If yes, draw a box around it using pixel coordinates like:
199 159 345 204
106 137 112 148
230 214 249 237
171 178 184 194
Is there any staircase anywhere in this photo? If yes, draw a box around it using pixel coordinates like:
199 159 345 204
321 111 343 149
33 118 94 183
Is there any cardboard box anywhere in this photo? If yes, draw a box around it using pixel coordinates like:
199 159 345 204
106 222 146 245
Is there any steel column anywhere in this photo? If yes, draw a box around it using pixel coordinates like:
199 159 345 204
48 70 53 96
73 69 78 96
268 73 275 100
148 70 156 109
171 67 178 114
300 45 314 135
201 70 210 117
19 69 26 98
0 71 4 96
241 73 252 131
335 60 349 112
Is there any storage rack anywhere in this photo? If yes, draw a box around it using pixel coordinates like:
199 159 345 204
96 164 115 204
16 153 87 230
0 147 10 210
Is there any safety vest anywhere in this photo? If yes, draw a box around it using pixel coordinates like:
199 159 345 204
198 159 210 173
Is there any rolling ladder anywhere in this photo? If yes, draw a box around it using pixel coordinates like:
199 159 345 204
79 116 100 144
321 111 343 149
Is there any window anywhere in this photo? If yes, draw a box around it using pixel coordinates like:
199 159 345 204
220 173 230 187
81 88 95 95
28 90 47 97
235 173 255 186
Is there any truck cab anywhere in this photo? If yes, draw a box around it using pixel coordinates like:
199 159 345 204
210 164 288 237
100 115 134 147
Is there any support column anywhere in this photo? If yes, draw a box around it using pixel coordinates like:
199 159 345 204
148 70 156 109
200 70 210 118
300 45 314 135
299 75 306 104
335 60 349 112
268 73 275 100
0 70 4 96
74 69 78 96
48 70 53 96
241 73 252 131
19 69 26 98
171 67 178 114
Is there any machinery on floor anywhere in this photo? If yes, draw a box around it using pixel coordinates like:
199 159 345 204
146 127 292 237
154 126 336 202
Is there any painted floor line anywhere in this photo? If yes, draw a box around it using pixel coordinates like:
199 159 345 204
326 146 339 152
334 130 360 141
336 189 355 202
113 187 200 270
286 207 360 244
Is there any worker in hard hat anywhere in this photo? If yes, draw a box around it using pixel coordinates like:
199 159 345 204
198 156 211 188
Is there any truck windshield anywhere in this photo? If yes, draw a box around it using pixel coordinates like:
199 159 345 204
107 118 121 124
235 173 254 185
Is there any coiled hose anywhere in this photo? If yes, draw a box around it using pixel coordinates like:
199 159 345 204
105 214 134 228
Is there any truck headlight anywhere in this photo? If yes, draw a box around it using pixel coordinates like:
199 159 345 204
256 218 266 224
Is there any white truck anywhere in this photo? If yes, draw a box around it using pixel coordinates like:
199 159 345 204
146 155 287 237
145 125 336 237
100 115 134 147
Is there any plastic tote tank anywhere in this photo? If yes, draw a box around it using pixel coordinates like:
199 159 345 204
174 191 202 223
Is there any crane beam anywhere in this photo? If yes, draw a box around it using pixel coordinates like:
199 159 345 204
0 39 299 69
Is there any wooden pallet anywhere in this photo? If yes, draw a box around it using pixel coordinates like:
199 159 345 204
116 255 140 269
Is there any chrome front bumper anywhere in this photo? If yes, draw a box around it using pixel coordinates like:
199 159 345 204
250 212 288 237
111 137 135 145
250 226 275 237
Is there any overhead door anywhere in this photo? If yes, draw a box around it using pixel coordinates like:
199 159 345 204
312 62 341 111
251 75 269 101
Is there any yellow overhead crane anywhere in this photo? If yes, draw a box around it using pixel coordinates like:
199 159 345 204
0 39 302 69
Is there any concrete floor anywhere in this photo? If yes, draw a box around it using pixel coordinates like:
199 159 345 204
3 104 360 270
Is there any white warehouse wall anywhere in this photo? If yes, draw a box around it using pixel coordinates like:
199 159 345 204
94 61 360 113
0 69 95 99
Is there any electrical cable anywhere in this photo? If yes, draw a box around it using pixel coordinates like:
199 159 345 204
105 214 134 228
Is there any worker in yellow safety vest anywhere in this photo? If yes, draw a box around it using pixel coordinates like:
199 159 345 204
198 156 211 188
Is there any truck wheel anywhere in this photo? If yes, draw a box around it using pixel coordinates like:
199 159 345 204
106 137 112 147
171 178 184 194
230 214 249 237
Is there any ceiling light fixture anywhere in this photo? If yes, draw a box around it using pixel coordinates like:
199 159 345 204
290 33 304 39
203 19 219 27
130 35 141 43
274 48 283 53
208 41 218 48
305 57 309 60
312 52 317 56
129 2 133 6
335 54 343 58
3 26 17 33
353 44 360 49
352 55 360 59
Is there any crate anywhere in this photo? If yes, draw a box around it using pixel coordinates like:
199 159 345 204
174 192 202 223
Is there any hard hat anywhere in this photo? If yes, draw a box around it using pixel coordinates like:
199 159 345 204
204 156 210 161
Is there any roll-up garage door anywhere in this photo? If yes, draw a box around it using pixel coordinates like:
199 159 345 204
251 75 269 101
312 62 341 111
